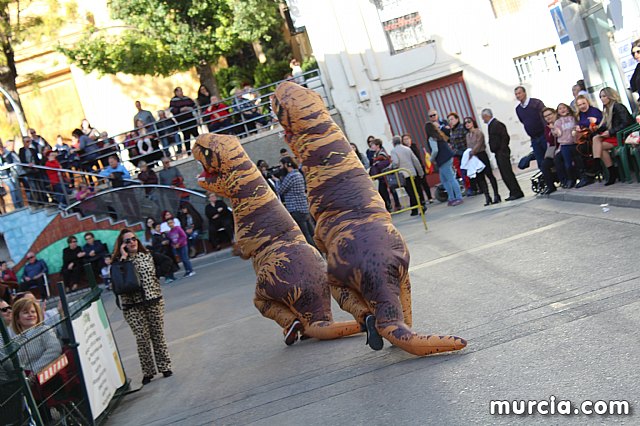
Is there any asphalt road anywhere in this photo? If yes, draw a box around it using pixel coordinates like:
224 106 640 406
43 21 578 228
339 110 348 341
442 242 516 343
103 189 640 425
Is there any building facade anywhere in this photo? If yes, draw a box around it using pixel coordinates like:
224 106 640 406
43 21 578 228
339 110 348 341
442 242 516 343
297 0 616 161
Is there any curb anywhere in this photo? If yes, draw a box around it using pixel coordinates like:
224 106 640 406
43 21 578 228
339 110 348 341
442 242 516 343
548 191 640 209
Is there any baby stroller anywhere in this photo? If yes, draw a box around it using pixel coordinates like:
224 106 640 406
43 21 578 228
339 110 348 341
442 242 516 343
530 171 547 194
435 177 465 202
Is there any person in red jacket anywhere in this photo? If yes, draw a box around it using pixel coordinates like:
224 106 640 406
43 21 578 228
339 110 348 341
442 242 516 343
44 150 67 206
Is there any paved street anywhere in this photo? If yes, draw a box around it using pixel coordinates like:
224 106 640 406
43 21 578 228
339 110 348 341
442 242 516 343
103 177 640 425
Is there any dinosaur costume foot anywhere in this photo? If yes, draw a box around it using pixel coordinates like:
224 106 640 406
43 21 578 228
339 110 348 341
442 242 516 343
284 320 304 346
305 320 362 340
365 315 384 351
379 325 467 356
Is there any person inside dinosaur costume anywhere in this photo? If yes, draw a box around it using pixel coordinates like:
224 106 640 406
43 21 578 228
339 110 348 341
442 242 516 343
271 81 467 356
192 133 362 345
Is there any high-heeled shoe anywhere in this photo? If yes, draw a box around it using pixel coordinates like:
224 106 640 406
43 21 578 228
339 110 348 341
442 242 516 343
493 194 502 204
484 196 493 206
162 370 173 378
142 376 153 385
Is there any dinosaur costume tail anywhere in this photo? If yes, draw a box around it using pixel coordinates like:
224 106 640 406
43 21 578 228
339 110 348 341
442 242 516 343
378 324 467 356
305 320 362 340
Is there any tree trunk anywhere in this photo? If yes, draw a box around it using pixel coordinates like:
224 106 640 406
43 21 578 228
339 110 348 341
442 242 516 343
196 61 220 98
0 7 26 132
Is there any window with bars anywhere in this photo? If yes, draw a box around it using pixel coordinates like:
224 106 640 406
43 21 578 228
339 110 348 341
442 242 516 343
490 0 529 18
513 47 561 83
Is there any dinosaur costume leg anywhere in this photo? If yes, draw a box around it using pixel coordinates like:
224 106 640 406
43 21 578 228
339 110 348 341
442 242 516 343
254 296 298 329
329 280 371 324
398 265 413 328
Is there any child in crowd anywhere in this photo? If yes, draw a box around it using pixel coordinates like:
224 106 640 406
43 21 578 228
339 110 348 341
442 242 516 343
101 256 112 291
166 218 195 278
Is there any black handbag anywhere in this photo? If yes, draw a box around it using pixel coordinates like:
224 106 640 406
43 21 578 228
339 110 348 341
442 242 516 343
111 260 142 295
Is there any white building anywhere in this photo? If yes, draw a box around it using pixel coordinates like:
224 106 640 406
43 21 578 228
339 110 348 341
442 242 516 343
297 0 606 161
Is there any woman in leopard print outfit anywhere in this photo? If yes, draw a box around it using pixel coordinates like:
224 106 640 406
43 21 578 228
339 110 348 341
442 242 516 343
112 229 173 385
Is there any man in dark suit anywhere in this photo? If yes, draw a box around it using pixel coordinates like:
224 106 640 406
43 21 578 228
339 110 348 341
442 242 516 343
481 109 524 201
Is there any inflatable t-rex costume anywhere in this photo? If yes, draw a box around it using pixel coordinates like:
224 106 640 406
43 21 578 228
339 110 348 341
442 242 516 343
271 81 467 356
193 133 361 344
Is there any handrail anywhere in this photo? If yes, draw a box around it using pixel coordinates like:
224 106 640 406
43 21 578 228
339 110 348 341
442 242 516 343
1 162 140 185
62 184 206 212
370 168 427 230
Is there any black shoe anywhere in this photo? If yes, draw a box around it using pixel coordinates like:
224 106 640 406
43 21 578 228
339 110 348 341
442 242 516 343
162 370 173 378
604 166 618 186
142 376 153 385
484 197 493 206
505 194 524 201
284 320 303 346
493 195 502 204
575 177 593 189
410 211 419 216
542 186 557 195
364 315 384 351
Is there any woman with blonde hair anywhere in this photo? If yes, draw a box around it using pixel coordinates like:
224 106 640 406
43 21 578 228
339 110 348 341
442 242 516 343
592 87 634 185
112 228 172 385
11 298 62 374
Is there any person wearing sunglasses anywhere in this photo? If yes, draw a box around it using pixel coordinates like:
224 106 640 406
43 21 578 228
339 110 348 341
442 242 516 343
19 252 49 300
112 229 173 385
629 39 640 100
0 299 11 328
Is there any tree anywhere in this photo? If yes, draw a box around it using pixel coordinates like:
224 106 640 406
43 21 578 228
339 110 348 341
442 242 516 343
60 0 283 97
0 0 69 126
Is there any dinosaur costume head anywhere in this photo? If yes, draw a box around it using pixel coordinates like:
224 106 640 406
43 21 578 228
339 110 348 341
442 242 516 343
272 81 337 161
193 134 254 198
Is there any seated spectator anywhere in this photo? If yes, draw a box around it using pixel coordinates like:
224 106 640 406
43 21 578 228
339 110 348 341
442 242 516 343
592 87 634 185
20 253 48 299
0 261 18 303
204 193 234 251
11 298 62 375
176 202 203 257
160 210 181 233
61 236 86 292
100 256 112 291
150 249 178 284
99 155 131 187
155 110 180 157
137 161 158 196
0 299 11 332
143 217 156 247
204 95 233 134
150 222 177 270
135 119 162 164
82 232 108 282
97 131 119 168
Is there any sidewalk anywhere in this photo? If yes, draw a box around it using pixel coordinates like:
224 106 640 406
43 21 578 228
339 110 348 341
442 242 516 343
546 180 640 209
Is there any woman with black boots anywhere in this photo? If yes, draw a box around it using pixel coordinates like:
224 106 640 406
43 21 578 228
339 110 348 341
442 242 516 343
464 117 501 205
592 87 634 186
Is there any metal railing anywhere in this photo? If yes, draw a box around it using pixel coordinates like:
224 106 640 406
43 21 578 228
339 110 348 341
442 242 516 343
50 69 329 176
370 168 428 230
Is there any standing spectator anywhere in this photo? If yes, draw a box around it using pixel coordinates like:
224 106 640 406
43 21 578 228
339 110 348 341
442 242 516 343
368 138 400 211
150 222 178 271
464 117 501 204
61 235 86 292
159 210 181 233
176 202 203 257
133 101 157 130
20 252 48 299
196 85 212 111
401 134 433 203
166 218 195 278
80 119 100 139
156 110 180 157
540 107 566 194
204 95 233 134
425 122 463 206
72 128 99 173
289 58 305 84
447 112 473 195
514 86 547 172
278 157 316 246
18 136 46 205
592 87 634 185
256 159 280 194
204 193 234 251
549 103 583 189
28 128 51 159
158 157 187 200
83 232 108 282
0 140 24 208
390 135 426 215
350 143 369 168
112 229 173 384
365 135 376 165
169 87 198 155
44 150 67 206
428 109 451 137
482 108 524 201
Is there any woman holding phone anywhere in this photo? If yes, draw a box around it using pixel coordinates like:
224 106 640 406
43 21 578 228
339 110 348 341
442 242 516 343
112 229 172 385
